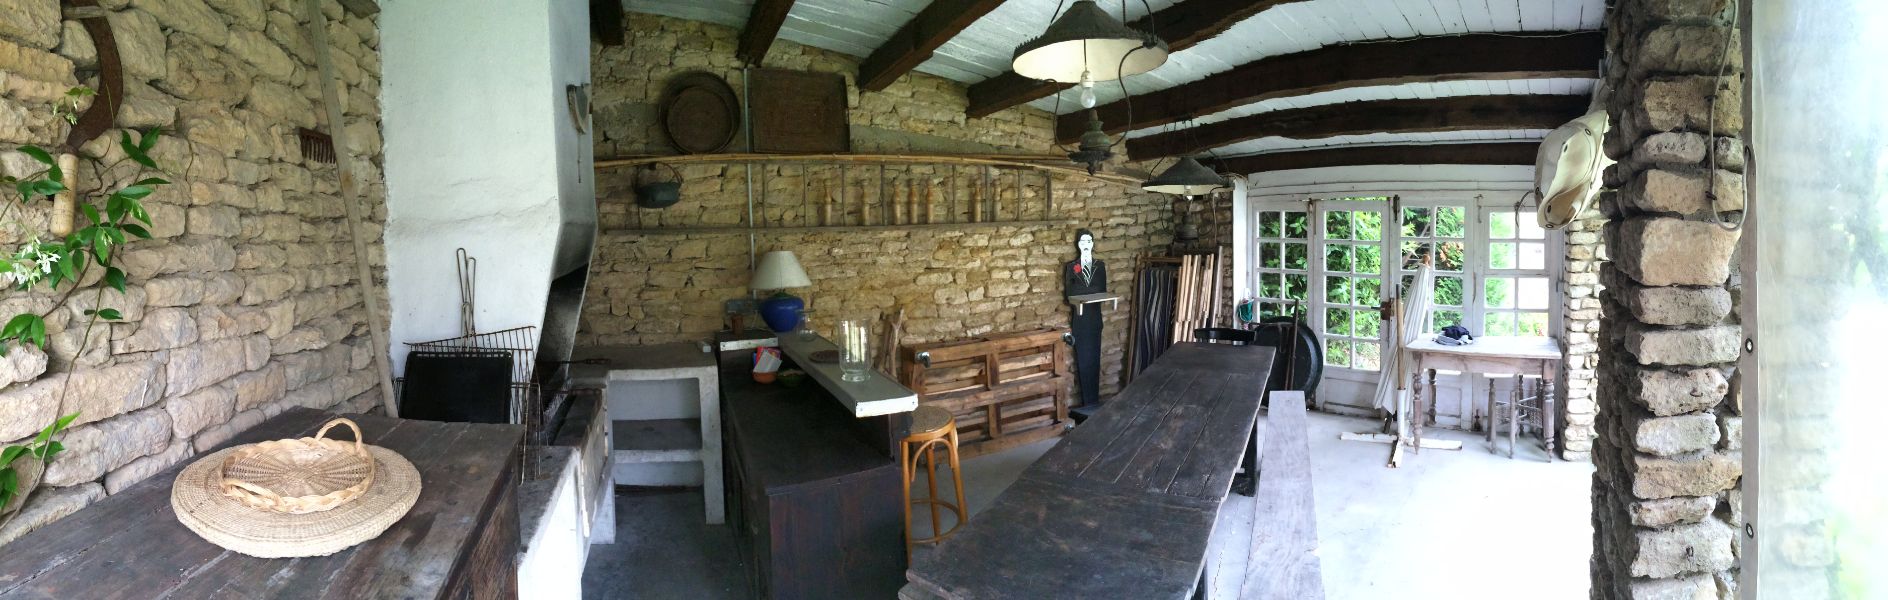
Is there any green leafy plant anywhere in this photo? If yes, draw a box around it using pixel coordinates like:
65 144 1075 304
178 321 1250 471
0 85 167 521
0 413 77 519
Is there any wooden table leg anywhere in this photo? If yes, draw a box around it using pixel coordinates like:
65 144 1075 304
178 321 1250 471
1509 374 1521 459
1485 377 1496 446
1541 360 1556 462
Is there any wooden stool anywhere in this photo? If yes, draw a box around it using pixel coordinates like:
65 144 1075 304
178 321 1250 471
902 405 967 560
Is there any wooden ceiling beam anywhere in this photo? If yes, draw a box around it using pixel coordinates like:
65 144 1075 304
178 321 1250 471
858 0 1008 92
1056 32 1605 144
737 0 797 66
966 0 1310 117
1127 94 1588 160
1216 142 1539 174
590 0 625 46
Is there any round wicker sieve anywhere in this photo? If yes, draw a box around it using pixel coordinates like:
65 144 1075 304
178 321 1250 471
219 418 376 514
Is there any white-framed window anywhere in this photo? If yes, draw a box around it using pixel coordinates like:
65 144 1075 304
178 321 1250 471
1317 202 1388 372
1253 208 1312 321
1480 207 1553 336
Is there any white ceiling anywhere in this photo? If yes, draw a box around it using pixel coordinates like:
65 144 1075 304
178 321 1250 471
622 0 1605 163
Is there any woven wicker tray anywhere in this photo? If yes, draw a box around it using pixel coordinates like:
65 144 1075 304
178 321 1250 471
219 418 376 514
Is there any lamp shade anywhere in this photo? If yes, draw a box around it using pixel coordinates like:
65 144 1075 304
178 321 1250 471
751 250 812 290
1141 156 1227 195
1012 0 1169 83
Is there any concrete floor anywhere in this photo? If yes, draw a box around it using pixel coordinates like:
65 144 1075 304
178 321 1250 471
583 412 1594 599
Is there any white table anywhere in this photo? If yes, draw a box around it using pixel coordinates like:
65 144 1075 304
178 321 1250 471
1406 336 1563 460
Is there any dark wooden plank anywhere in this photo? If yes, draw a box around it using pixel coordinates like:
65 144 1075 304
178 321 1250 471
1217 141 1539 174
1160 370 1267 499
1239 391 1324 599
858 0 1007 91
1126 94 1589 160
736 0 796 66
590 0 625 46
1054 32 1604 143
965 0 1310 117
1094 370 1234 487
1028 364 1188 474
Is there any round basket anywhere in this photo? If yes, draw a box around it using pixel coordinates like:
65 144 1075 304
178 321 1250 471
219 418 375 514
173 443 422 559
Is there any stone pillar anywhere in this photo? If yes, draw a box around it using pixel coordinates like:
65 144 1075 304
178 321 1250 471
1591 0 1745 597
1560 208 1604 461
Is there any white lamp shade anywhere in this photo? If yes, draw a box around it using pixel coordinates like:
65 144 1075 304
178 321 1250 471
1011 0 1169 83
751 250 812 290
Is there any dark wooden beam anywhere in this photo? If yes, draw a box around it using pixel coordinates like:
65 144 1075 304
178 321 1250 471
737 0 796 66
1128 94 1587 160
1216 142 1539 174
858 0 1008 91
966 0 1310 117
1057 32 1604 143
590 0 625 47
335 0 377 17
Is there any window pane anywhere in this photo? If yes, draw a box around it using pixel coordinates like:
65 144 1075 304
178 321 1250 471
1261 273 1281 299
1354 310 1382 338
1437 241 1466 272
1259 211 1281 238
1355 245 1382 274
1326 211 1352 240
1261 243 1280 268
1401 241 1433 270
1518 277 1550 310
1325 244 1353 272
1354 278 1380 303
1326 276 1351 304
1433 309 1464 330
1489 211 1516 239
1435 206 1466 238
1490 242 1517 269
1518 213 1545 240
1434 276 1465 306
1326 308 1352 336
1401 207 1432 237
1325 339 1351 368
1284 211 1309 238
1354 211 1383 241
1484 312 1515 336
1486 277 1514 309
1354 340 1381 371
1519 242 1546 270
1285 274 1308 301
1285 243 1308 270
1517 312 1549 337
1260 302 1282 320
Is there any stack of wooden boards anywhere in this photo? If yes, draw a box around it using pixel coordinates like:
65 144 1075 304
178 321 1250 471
899 328 1069 457
1170 249 1226 344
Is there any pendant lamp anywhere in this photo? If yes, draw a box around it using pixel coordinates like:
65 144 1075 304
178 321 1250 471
1141 156 1227 195
1068 112 1115 174
1012 0 1169 85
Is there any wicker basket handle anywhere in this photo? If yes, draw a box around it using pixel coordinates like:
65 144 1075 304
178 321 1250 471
315 418 367 458
223 478 285 507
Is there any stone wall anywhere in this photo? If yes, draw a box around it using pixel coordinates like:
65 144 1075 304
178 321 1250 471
1591 0 1746 596
1561 207 1605 461
0 0 387 543
579 13 1172 398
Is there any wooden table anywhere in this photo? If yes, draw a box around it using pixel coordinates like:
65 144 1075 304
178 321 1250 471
0 408 523 599
1407 336 1563 459
905 343 1275 600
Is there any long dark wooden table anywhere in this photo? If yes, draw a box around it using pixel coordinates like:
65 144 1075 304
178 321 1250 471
906 342 1275 600
0 408 523 599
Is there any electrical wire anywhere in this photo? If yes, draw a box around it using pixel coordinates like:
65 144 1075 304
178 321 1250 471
1704 0 1747 232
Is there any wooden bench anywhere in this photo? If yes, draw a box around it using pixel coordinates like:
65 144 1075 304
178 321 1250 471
904 343 1275 600
1231 390 1325 599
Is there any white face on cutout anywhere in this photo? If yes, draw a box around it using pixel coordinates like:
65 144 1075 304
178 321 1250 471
1077 234 1095 254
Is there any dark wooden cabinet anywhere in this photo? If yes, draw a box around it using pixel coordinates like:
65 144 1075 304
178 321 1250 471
718 351 906 599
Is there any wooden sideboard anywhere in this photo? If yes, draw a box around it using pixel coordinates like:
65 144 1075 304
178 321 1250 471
718 348 907 599
0 408 523 599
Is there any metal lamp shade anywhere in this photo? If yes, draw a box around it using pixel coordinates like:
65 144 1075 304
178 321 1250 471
1141 156 1227 195
750 250 812 290
1011 0 1169 83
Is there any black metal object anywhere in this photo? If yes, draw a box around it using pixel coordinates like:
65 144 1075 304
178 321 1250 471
1192 327 1255 345
1252 315 1324 402
398 349 514 424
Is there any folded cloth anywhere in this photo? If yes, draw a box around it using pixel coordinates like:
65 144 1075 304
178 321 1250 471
1436 324 1475 346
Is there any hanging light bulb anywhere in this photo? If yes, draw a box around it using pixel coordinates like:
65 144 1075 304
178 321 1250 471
1012 1 1169 84
1078 70 1098 108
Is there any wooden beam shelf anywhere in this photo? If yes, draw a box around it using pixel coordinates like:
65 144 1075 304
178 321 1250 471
601 219 1070 236
594 152 1146 187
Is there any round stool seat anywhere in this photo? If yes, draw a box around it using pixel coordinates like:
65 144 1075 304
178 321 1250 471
909 405 954 437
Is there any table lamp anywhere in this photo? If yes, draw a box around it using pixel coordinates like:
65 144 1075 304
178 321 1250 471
751 250 813 333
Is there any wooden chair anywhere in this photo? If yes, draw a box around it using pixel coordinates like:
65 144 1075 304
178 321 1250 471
902 405 967 561
1487 374 1554 460
1193 327 1256 345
